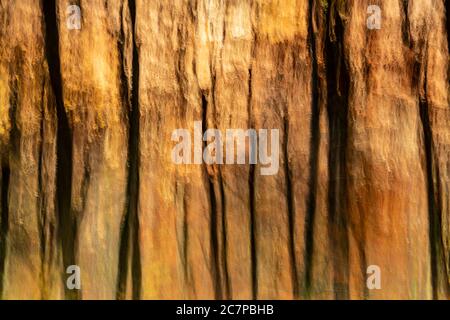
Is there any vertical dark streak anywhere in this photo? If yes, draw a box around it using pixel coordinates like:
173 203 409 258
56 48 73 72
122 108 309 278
325 3 350 300
283 116 299 299
274 63 298 297
304 0 321 296
419 70 439 299
209 11 230 293
116 0 131 300
201 93 223 299
248 162 257 300
247 67 257 300
417 48 448 298
218 171 230 299
119 0 142 300
0 76 19 299
400 0 411 47
42 0 78 300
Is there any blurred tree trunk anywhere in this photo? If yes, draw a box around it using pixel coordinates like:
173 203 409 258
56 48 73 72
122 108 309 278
0 0 448 300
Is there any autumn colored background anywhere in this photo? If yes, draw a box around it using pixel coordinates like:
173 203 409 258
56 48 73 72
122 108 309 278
0 0 449 300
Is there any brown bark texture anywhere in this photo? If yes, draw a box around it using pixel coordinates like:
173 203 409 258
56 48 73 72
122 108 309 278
0 0 449 300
